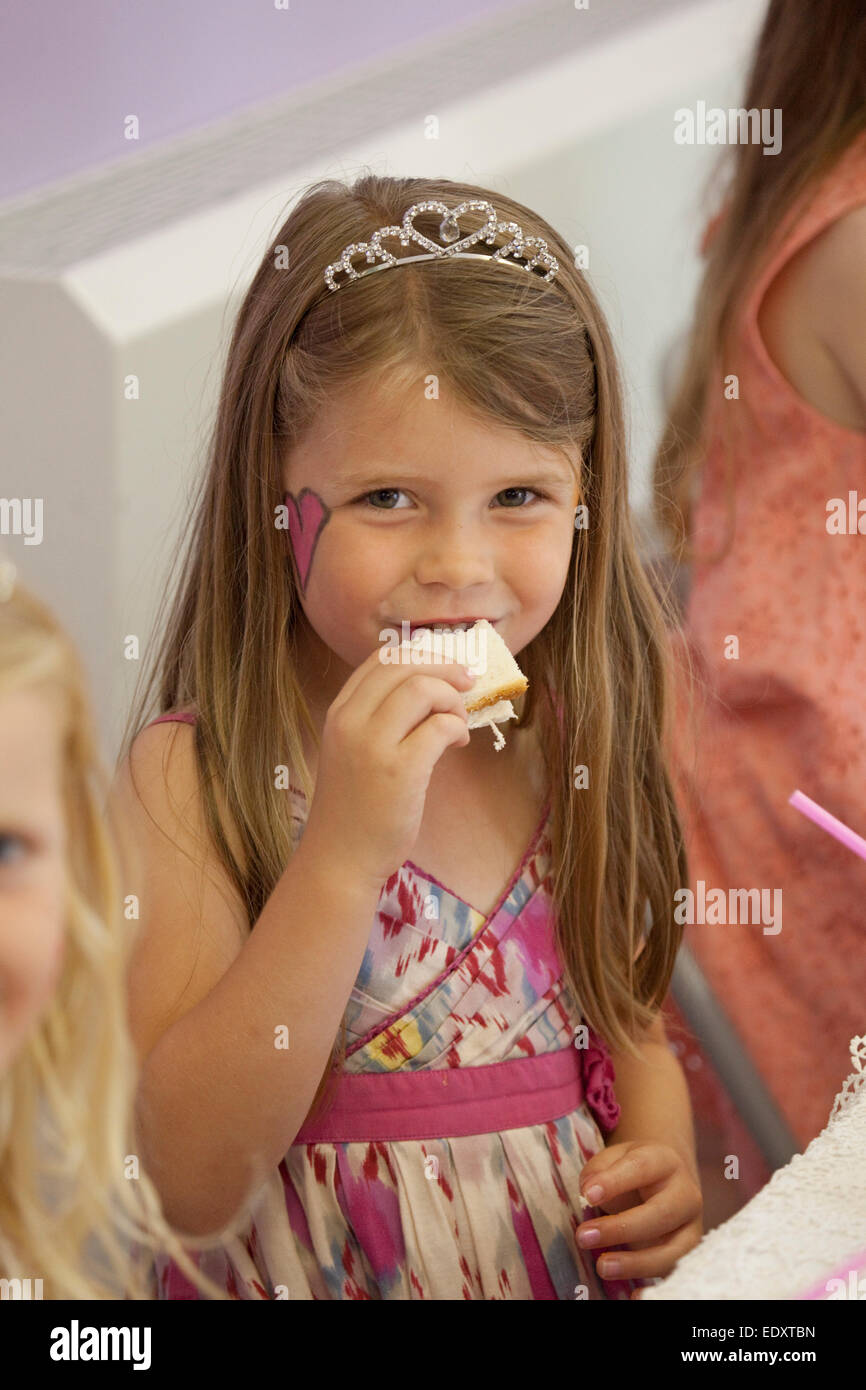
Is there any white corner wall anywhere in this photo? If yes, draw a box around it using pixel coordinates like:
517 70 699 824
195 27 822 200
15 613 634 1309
0 0 765 763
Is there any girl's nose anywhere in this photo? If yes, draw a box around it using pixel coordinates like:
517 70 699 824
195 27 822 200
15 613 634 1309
413 525 496 590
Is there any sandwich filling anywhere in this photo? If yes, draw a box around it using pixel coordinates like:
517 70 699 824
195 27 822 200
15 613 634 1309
400 619 528 751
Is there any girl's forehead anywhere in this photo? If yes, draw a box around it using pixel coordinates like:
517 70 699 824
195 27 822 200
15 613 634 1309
284 373 581 491
0 688 66 831
293 383 578 455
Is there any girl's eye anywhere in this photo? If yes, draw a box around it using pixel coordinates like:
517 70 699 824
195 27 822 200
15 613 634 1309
360 489 411 510
0 834 28 866
356 487 548 510
494 487 545 508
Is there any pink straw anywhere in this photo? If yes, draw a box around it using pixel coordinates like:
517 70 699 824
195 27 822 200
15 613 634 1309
788 789 866 863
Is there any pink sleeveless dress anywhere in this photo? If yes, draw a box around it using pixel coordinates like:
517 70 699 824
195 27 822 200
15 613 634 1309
670 131 866 1173
142 710 650 1300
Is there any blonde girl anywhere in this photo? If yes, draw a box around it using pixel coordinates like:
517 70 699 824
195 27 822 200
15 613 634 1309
0 569 225 1298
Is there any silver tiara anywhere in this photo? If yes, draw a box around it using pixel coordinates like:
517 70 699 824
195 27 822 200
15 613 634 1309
323 199 559 293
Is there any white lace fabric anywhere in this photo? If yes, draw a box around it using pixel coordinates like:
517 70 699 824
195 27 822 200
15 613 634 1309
642 1034 866 1300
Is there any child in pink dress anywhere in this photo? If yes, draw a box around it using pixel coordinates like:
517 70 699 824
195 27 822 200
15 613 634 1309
653 4 866 1219
113 175 703 1299
145 715 633 1300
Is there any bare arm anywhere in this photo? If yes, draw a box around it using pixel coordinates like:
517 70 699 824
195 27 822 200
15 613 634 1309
604 1014 701 1213
809 203 866 418
113 723 382 1238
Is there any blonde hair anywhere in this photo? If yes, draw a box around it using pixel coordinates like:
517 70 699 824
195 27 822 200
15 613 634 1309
653 0 866 565
120 171 689 1136
0 579 227 1299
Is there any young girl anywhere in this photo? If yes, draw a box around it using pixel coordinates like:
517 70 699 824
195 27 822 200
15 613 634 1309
653 0 866 1213
0 560 225 1299
114 174 703 1300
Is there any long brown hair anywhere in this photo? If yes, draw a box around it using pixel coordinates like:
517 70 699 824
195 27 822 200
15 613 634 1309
653 0 866 565
120 173 688 1133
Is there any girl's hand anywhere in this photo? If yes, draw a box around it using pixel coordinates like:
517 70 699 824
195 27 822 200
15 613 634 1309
301 646 475 891
577 1141 703 1285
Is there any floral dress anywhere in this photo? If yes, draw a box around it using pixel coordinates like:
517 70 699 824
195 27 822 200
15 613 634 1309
147 712 649 1299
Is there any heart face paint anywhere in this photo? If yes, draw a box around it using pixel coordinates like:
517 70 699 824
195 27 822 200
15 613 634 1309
284 488 331 594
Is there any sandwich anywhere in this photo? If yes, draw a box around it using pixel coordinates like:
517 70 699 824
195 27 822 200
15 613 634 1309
402 618 528 751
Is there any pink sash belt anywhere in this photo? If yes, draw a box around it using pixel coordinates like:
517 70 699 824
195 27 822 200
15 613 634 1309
292 1047 588 1145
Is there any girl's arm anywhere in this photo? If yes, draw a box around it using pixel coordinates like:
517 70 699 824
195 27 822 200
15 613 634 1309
603 1015 700 1211
792 203 866 422
113 723 384 1239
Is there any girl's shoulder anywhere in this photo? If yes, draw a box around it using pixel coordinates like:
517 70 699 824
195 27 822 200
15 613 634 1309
127 706 249 880
756 200 866 434
115 720 252 1073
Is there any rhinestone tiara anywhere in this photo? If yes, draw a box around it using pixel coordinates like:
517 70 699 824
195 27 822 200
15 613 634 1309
323 199 559 293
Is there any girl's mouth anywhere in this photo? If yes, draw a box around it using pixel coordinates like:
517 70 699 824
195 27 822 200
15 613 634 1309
405 619 499 634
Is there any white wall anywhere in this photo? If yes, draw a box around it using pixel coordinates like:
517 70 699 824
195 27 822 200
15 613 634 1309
514 60 750 517
0 0 766 762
